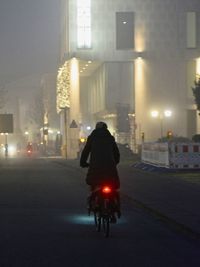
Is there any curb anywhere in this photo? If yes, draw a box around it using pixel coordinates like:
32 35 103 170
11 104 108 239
132 162 200 173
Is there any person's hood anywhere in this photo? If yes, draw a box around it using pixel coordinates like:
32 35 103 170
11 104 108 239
90 128 111 138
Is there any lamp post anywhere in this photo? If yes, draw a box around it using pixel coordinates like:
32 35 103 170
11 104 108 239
43 124 49 156
151 110 172 138
4 133 8 158
59 107 69 158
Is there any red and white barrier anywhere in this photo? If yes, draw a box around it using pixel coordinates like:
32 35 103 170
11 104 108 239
142 142 200 169
169 143 200 169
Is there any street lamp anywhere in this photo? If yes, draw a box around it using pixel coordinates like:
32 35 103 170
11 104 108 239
151 110 172 138
164 110 172 117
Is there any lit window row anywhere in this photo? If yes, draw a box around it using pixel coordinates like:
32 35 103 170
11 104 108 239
77 0 91 49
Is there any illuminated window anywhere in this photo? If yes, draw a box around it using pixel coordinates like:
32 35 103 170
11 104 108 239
77 0 91 49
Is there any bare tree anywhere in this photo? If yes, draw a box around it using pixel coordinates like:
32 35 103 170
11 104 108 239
192 76 200 116
29 89 44 128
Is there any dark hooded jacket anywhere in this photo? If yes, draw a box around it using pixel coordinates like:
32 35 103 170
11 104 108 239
80 128 120 188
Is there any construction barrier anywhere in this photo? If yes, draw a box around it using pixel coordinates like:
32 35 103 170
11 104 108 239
142 142 169 167
142 142 200 169
169 143 200 169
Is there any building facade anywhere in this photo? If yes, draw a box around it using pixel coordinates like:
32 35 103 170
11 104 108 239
57 0 200 157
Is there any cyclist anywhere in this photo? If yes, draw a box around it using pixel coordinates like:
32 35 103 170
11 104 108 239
80 121 121 220
27 142 33 152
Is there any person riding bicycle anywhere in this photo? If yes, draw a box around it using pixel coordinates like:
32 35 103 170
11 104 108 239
80 121 121 219
27 142 33 151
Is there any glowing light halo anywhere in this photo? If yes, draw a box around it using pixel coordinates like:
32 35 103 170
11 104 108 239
151 110 159 118
151 110 172 118
164 110 172 117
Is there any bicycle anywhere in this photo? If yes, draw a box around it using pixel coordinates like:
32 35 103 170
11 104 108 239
89 185 120 238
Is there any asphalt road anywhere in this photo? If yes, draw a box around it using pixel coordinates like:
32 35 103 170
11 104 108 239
0 157 199 267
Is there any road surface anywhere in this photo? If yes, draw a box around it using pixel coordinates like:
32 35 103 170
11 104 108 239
0 157 199 267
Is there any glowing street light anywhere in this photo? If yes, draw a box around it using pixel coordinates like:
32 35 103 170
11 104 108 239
151 110 159 118
86 126 91 131
164 110 172 117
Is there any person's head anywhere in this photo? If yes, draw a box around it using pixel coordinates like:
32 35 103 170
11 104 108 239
95 121 107 130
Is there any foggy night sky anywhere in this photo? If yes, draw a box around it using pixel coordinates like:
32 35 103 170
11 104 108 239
0 0 60 84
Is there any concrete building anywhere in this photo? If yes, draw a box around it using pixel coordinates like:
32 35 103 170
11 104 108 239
57 0 200 157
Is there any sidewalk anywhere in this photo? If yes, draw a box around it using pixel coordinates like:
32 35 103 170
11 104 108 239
119 163 200 236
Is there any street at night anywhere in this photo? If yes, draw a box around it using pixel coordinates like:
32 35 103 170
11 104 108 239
1 1 200 266
0 158 199 267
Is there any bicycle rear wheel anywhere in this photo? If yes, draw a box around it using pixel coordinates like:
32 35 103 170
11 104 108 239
103 216 110 237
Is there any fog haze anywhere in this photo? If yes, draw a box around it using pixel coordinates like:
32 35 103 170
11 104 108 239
0 0 60 84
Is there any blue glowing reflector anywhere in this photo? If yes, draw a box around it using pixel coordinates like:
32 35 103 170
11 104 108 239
65 214 94 225
63 214 126 225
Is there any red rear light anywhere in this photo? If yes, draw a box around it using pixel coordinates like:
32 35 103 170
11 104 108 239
102 186 112 194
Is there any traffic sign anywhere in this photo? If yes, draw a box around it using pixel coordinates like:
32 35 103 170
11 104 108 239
70 120 78 128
